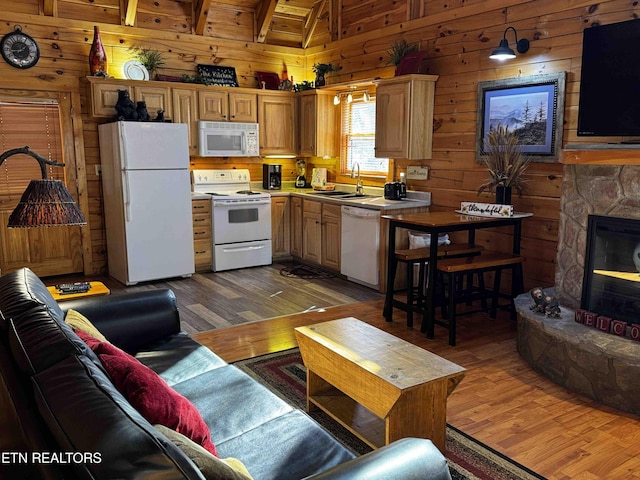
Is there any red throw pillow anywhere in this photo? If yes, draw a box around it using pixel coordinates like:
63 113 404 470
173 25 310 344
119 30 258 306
74 329 218 457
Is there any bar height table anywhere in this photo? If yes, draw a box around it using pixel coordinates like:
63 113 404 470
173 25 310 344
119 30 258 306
382 211 531 338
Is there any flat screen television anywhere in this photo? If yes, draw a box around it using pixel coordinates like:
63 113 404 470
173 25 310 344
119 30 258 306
577 19 640 137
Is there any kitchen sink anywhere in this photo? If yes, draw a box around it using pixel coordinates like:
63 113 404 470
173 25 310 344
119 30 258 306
339 194 378 199
309 190 353 196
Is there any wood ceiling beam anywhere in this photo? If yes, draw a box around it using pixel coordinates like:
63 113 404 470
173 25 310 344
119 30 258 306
303 0 326 49
42 0 57 16
194 0 213 35
124 0 138 27
256 0 278 44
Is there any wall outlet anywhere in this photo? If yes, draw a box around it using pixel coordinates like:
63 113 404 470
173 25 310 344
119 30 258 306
95 165 102 176
407 165 428 180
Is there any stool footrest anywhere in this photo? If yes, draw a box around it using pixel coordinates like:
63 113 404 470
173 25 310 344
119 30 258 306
436 253 523 273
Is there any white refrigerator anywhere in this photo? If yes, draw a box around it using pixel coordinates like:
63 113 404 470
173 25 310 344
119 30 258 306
98 121 195 285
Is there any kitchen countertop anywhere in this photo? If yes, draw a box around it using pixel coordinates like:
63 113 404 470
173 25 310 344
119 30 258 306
251 182 431 210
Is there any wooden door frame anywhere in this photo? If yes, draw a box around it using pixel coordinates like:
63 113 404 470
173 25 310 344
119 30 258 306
0 84 92 275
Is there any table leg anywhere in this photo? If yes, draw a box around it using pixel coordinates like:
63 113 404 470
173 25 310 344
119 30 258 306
422 234 439 338
384 222 398 321
306 369 331 412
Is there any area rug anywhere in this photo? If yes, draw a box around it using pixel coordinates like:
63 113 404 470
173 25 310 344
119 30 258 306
234 349 547 480
279 264 333 279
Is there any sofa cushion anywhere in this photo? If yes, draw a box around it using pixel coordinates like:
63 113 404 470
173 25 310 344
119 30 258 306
76 329 218 457
135 332 226 386
155 425 253 480
0 267 64 329
32 354 205 480
7 306 101 375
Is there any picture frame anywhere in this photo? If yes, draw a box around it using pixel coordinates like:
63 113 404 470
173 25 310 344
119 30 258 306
476 72 566 163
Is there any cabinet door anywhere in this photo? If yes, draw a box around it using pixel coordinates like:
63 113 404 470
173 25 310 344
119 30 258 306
91 83 129 117
229 92 257 122
299 94 317 156
375 81 410 158
258 94 296 156
134 85 172 120
172 88 199 154
291 196 303 257
271 196 291 257
302 199 322 263
321 203 341 271
198 90 228 121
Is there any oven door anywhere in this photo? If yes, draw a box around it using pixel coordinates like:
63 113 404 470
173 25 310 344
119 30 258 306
212 198 271 244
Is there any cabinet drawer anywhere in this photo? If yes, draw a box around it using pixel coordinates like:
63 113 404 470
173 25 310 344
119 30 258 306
194 240 213 269
192 199 211 215
303 199 322 214
193 225 212 240
192 213 211 228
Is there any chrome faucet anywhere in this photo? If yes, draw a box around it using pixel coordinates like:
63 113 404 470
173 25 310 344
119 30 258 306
351 162 364 195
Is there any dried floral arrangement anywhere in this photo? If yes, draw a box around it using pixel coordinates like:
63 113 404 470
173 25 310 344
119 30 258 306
477 124 530 196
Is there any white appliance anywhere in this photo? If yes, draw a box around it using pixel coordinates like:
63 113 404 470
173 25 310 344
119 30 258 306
98 121 195 285
198 121 259 157
341 205 380 288
192 169 272 272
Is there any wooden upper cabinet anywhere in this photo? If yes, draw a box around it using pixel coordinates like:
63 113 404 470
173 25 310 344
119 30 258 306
299 90 338 158
172 87 199 154
374 74 439 160
258 92 297 156
199 91 257 122
134 85 173 120
89 82 129 118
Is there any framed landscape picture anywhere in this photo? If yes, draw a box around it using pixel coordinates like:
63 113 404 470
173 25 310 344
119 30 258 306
476 72 566 162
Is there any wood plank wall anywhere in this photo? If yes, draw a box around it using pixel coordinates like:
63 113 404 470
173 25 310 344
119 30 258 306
0 0 635 289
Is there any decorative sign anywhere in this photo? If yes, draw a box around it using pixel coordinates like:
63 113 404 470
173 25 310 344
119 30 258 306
459 202 513 217
197 64 239 87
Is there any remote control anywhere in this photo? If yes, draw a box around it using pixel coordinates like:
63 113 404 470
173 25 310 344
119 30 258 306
56 282 91 293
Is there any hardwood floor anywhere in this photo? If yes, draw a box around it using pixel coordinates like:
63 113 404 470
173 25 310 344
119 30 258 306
51 263 640 479
194 300 640 480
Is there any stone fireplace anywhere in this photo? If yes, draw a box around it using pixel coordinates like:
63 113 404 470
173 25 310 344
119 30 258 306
516 163 640 416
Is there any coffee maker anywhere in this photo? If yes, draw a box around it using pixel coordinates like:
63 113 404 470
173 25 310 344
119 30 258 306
263 164 282 190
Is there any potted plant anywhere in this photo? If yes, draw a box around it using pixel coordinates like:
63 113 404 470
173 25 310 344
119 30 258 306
312 63 340 87
385 39 418 73
130 47 166 79
477 124 530 205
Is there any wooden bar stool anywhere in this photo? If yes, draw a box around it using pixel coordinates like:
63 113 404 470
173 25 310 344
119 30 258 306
434 253 524 346
389 243 484 327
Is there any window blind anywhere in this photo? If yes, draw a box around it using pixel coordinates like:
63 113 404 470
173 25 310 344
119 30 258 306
0 101 64 206
340 97 389 174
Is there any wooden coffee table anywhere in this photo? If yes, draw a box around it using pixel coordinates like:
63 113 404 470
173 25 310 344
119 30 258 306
47 281 110 302
294 317 465 452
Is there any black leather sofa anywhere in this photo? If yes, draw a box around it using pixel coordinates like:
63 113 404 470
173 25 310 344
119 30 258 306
0 267 452 480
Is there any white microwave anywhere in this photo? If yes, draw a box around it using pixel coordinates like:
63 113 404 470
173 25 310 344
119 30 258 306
198 121 260 157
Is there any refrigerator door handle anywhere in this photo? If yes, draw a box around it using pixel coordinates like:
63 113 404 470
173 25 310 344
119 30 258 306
122 170 131 222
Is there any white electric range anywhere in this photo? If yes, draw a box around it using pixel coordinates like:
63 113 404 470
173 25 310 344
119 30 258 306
192 169 272 272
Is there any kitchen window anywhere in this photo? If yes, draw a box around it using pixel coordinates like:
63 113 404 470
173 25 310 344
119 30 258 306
340 96 389 175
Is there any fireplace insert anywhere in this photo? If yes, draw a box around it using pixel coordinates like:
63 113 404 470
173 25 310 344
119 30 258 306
582 214 640 326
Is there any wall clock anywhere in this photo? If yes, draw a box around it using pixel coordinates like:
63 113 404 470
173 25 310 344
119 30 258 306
1 27 40 69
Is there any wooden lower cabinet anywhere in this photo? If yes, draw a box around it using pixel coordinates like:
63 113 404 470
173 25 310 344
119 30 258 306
321 203 341 271
302 199 322 264
299 199 341 271
290 197 303 257
271 196 291 258
192 199 212 271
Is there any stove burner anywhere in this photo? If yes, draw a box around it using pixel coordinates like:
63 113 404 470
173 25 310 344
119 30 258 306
236 190 259 195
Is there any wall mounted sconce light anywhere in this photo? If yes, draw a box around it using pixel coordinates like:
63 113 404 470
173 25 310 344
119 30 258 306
489 26 530 60
0 146 86 228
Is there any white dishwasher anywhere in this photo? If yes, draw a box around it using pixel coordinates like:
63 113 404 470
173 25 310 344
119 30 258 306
341 205 380 288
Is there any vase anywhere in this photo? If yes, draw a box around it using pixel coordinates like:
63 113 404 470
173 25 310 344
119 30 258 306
89 26 107 75
495 186 512 205
315 73 326 87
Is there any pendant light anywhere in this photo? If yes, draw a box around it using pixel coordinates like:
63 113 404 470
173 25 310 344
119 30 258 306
490 26 530 60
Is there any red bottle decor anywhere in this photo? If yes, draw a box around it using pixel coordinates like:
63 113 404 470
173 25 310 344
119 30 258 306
89 26 107 75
